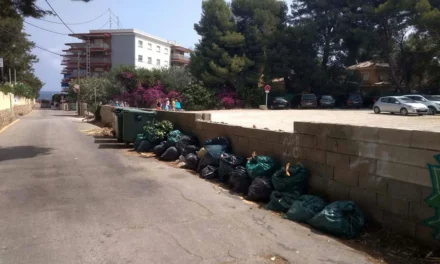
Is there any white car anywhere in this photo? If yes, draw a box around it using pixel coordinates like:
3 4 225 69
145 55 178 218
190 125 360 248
373 96 428 116
403 94 440 115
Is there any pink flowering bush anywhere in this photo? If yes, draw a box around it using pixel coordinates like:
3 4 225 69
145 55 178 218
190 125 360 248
217 87 241 109
143 84 166 106
115 82 182 108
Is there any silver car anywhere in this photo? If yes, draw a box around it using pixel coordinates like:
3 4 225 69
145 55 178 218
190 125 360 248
373 96 428 116
403 94 440 115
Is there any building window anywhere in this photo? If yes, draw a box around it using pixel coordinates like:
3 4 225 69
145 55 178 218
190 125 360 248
148 43 152 50
164 48 168 55
157 46 160 53
148 57 152 64
138 40 143 48
138 55 143 62
157 59 160 66
362 72 369 81
165 60 168 65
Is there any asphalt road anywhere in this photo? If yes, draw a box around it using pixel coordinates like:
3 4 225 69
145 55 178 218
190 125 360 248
0 110 377 264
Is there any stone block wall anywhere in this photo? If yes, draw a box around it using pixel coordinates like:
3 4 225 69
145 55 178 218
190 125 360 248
99 106 439 247
156 111 439 248
0 109 13 130
13 104 33 116
101 105 115 127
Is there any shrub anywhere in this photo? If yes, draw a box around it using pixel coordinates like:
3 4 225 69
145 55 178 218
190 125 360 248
181 82 217 110
0 83 14 94
143 84 166 107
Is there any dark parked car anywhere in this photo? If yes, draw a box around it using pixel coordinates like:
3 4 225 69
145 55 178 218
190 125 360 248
335 93 363 109
318 95 335 108
269 97 290 109
291 93 318 108
363 95 379 109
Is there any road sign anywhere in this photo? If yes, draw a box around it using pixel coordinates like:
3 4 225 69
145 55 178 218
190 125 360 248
264 85 271 93
0 58 3 68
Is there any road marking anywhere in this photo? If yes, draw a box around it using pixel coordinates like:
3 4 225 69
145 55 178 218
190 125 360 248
0 119 20 134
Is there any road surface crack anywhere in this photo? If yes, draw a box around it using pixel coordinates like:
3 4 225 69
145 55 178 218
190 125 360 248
168 185 214 215
156 225 204 262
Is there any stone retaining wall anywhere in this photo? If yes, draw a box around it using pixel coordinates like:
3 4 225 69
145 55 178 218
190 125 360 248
0 108 13 130
100 105 440 248
13 104 33 116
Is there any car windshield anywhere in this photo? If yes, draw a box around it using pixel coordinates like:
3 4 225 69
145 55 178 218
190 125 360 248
302 94 316 100
275 97 285 101
322 95 333 100
424 95 440 101
399 97 416 103
348 94 362 100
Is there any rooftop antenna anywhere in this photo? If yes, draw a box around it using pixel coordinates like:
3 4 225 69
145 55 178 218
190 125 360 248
109 9 112 29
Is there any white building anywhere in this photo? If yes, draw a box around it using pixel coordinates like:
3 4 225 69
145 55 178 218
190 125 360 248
61 29 191 86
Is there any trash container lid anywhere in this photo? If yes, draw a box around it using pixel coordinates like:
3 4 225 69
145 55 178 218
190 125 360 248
122 108 156 115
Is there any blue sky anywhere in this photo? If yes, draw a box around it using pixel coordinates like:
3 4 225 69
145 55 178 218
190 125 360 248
25 0 203 92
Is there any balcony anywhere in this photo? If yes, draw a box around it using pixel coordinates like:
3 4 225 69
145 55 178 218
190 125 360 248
61 57 111 65
70 72 108 78
67 42 110 50
171 54 190 63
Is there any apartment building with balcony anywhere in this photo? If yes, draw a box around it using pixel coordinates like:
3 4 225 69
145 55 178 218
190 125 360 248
61 29 191 88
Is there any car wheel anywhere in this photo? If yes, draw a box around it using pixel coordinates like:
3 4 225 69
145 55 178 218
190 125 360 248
373 107 381 114
400 108 409 116
428 106 437 115
390 112 395 115
418 114 424 116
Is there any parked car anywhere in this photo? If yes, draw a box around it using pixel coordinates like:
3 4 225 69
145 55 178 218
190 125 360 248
363 95 379 109
269 97 290 109
291 93 318 108
335 93 363 109
373 96 428 116
403 94 440 115
318 95 335 108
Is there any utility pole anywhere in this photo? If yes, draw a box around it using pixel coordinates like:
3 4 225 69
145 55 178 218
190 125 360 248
77 53 81 116
8 68 11 83
14 69 16 84
117 16 120 29
109 9 112 30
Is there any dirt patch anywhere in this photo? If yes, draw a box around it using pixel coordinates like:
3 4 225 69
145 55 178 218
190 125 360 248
80 127 114 137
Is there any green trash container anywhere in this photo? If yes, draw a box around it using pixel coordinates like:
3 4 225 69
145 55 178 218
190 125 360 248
113 107 125 142
122 109 156 144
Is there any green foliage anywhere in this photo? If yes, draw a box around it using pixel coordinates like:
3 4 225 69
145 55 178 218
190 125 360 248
190 0 247 89
51 93 61 103
0 83 13 94
181 82 217 110
143 120 174 143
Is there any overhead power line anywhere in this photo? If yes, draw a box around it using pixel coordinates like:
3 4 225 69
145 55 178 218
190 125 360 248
0 27 63 56
44 0 75 34
36 9 108 25
24 21 69 35
98 21 110 30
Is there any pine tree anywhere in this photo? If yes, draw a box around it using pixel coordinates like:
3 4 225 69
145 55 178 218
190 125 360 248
189 0 247 89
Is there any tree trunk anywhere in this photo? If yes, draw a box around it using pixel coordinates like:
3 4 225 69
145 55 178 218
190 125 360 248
322 35 330 70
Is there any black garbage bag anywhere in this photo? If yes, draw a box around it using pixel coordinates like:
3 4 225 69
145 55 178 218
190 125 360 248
265 191 298 213
219 153 244 182
246 153 278 179
153 144 167 156
204 137 230 147
182 145 201 157
200 165 219 180
284 195 328 223
133 134 146 151
228 166 252 194
307 201 366 239
160 147 180 161
137 140 154 153
246 177 273 203
176 135 199 154
196 144 229 172
272 163 308 196
185 153 199 171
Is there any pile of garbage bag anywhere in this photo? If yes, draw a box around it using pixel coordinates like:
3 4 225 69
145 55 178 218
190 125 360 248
131 120 367 240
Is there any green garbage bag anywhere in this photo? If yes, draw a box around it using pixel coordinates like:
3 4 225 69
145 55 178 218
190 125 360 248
307 201 366 239
163 130 184 149
265 191 298 213
246 152 277 179
133 134 146 151
272 163 308 196
284 195 327 223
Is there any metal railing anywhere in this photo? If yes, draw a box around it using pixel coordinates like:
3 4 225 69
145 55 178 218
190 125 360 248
69 43 110 49
62 57 111 64
171 54 190 61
